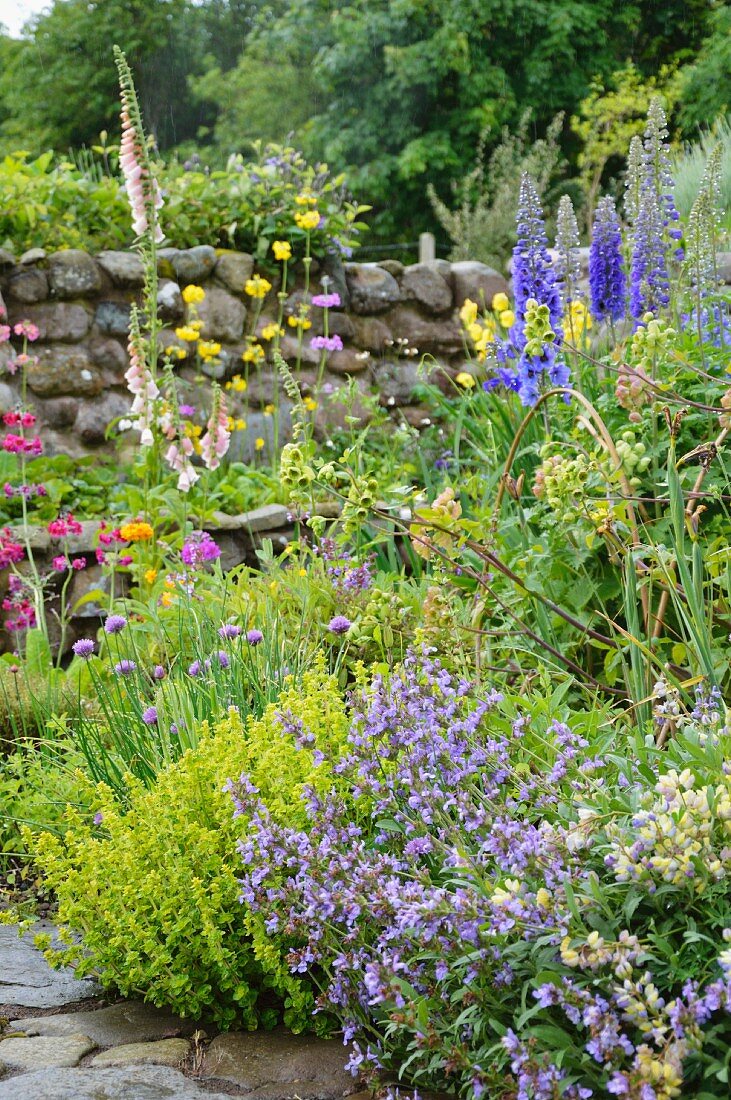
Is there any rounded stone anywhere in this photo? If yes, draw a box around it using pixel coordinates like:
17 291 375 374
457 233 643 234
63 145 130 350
19 247 46 265
400 263 452 314
0 1033 96 1069
96 251 145 288
7 266 49 304
88 337 128 381
9 302 91 342
0 1066 234 1100
350 315 392 352
90 1038 190 1068
449 260 508 311
196 286 246 342
47 250 102 298
39 397 80 429
344 263 400 314
214 250 254 293
157 280 184 321
75 392 132 444
26 348 103 397
95 300 132 337
171 245 217 285
386 305 463 355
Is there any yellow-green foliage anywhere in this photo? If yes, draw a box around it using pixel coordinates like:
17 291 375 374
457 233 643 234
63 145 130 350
31 662 350 1031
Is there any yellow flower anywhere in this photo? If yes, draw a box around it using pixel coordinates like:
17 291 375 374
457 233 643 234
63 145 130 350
294 209 320 231
272 240 292 261
492 291 510 313
144 568 158 584
467 322 484 343
261 323 284 341
226 416 247 432
174 325 200 343
455 371 476 389
499 309 515 328
197 340 222 360
287 314 311 331
245 275 272 299
235 418 247 431
160 591 174 608
255 437 265 451
182 285 205 304
459 299 478 328
303 396 317 411
225 374 248 393
164 345 187 361
269 580 278 594
295 190 317 207
119 521 154 543
298 568 307 577
242 344 265 364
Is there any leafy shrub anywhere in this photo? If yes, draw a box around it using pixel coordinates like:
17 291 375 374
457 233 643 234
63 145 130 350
428 112 566 270
0 144 367 257
238 654 731 1097
31 663 350 1031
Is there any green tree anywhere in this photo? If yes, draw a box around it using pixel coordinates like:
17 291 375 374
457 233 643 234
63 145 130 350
678 5 731 133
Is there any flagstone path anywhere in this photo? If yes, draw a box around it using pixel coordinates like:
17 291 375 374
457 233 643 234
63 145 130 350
0 922 367 1099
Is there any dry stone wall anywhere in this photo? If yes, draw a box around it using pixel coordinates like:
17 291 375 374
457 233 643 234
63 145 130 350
0 245 511 458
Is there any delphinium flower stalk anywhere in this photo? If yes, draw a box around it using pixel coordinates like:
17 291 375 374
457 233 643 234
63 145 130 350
589 196 627 330
554 195 581 313
510 173 568 405
628 98 683 321
624 135 644 229
685 143 726 352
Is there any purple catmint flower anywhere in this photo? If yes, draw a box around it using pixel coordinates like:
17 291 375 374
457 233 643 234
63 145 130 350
589 196 626 322
328 615 351 635
114 659 137 675
181 530 221 568
153 664 166 680
246 629 264 646
312 292 341 308
72 638 95 659
141 706 158 725
218 624 241 639
104 614 127 635
310 334 343 352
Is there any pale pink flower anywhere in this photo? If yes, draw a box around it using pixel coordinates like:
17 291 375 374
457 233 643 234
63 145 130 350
0 325 10 343
125 330 159 446
119 105 164 243
200 390 231 472
165 439 199 492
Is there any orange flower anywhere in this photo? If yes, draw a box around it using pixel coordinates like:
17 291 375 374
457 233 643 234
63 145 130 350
119 521 154 542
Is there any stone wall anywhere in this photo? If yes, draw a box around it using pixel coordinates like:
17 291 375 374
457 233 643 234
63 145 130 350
0 245 512 459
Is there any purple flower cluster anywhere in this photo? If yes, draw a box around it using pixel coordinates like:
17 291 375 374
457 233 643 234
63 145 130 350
503 174 569 405
319 538 374 595
310 334 343 353
312 293 341 309
181 530 221 569
589 197 626 322
231 652 594 1095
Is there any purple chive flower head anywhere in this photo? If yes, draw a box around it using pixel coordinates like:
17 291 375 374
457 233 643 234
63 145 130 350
188 659 202 676
589 196 627 322
218 624 241 640
114 659 137 675
181 530 221 569
153 664 166 680
246 629 264 646
217 649 230 669
104 614 127 634
142 706 158 725
312 292 341 308
328 615 351 635
93 811 104 825
72 638 95 659
310 334 343 352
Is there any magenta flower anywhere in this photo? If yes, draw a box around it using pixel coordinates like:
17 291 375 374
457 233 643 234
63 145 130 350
52 555 69 572
13 321 40 342
181 530 221 568
71 557 86 570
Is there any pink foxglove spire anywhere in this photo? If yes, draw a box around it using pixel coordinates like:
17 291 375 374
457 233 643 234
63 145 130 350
125 322 159 446
200 388 231 472
119 105 163 243
165 439 199 492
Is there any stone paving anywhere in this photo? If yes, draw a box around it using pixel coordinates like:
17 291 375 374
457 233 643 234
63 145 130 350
0 923 362 1099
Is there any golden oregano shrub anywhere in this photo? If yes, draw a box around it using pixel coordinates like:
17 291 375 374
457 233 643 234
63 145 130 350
31 661 350 1031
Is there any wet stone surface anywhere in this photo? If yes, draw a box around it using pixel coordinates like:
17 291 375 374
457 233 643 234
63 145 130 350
0 925 362 1098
